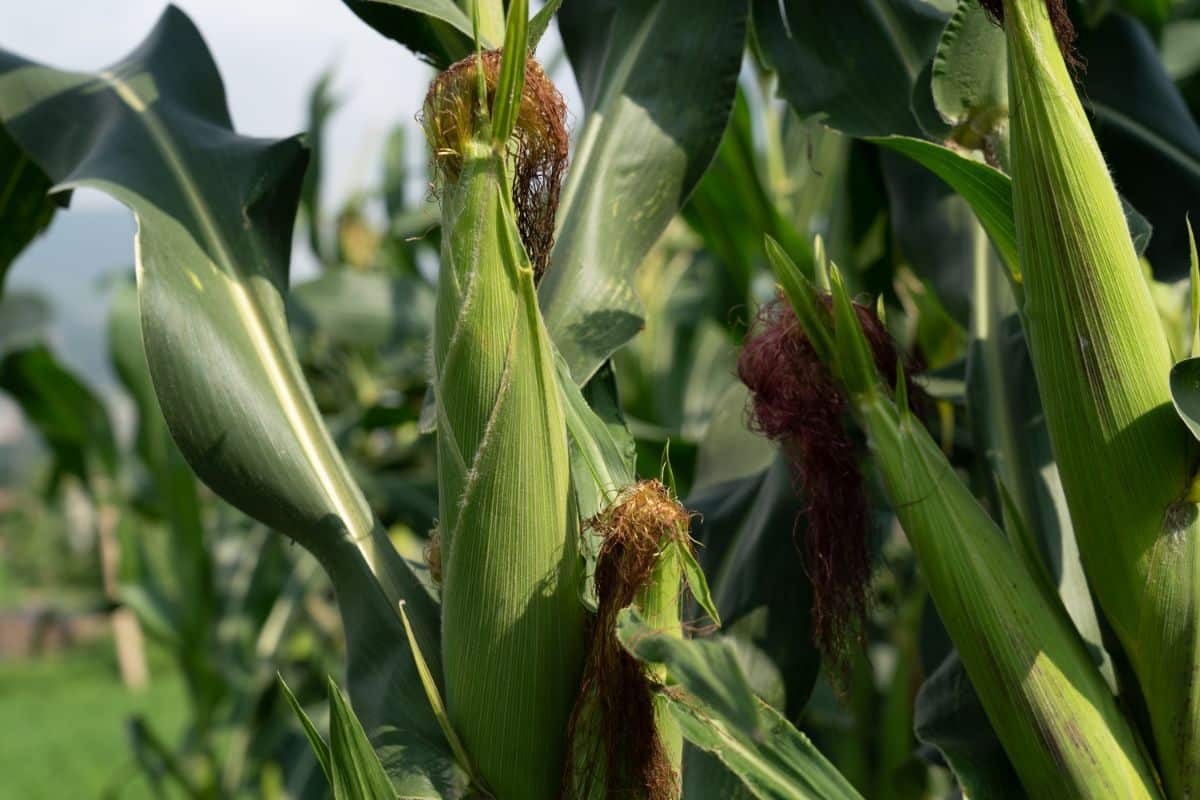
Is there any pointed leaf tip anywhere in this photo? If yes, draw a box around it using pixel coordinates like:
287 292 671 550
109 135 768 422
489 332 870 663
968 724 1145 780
829 267 877 397
491 0 529 145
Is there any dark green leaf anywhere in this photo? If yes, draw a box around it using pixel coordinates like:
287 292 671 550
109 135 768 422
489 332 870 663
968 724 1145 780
753 0 948 137
542 0 747 383
914 652 1025 800
328 678 398 800
0 344 116 488
1079 13 1200 280
0 124 58 295
618 608 862 800
340 0 478 68
1170 357 1200 442
280 674 333 785
491 0 528 145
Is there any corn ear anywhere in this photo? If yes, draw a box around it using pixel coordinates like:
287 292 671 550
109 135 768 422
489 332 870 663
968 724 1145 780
768 244 1161 798
1002 0 1200 792
425 38 584 798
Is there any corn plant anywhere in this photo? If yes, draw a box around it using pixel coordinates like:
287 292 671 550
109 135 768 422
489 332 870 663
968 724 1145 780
7 0 1200 798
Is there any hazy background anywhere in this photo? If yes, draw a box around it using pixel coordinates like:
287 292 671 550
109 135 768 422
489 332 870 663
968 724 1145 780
0 0 576 425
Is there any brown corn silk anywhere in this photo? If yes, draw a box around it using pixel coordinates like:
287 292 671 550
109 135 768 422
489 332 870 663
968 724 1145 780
423 49 567 279
563 480 687 800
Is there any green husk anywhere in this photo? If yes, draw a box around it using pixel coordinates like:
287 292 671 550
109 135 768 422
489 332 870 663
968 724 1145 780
1001 0 1200 793
766 243 1162 798
425 44 584 798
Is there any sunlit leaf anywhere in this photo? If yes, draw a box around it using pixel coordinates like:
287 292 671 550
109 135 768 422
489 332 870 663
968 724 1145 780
542 0 747 384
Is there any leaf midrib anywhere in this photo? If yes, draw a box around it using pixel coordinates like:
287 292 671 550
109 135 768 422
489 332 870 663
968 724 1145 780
98 69 370 542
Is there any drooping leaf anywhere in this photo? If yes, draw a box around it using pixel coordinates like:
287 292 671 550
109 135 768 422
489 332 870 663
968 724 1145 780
339 0 478 68
914 652 1025 800
0 10 459 795
752 0 948 138
0 124 58 295
618 608 863 800
872 137 1018 276
542 0 747 384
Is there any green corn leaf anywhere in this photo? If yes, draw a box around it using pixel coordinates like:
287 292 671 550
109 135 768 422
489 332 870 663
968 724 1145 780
490 0 527 145
328 679 398 800
559 358 636 523
617 608 863 800
0 344 117 490
543 0 747 384
0 124 58 295
528 0 562 51
279 674 332 785
752 0 947 138
1169 359 1200 443
340 0 479 68
675 537 720 627
914 652 1025 800
871 136 1019 277
0 10 461 796
300 69 338 266
397 600 481 791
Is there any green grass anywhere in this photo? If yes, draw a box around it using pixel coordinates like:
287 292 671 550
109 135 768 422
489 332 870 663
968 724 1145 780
0 638 188 798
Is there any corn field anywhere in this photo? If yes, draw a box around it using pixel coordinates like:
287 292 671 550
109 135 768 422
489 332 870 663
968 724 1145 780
3 0 1200 797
